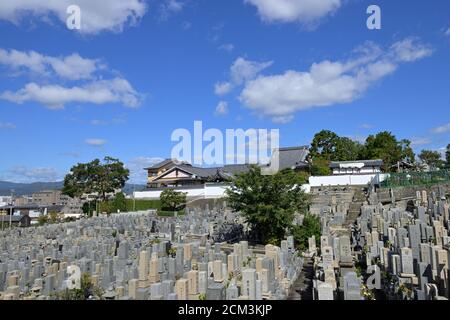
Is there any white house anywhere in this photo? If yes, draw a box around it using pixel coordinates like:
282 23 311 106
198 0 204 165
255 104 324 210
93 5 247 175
330 160 383 175
308 160 385 188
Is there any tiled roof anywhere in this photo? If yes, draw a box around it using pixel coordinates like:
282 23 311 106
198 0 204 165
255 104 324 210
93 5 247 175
329 159 384 168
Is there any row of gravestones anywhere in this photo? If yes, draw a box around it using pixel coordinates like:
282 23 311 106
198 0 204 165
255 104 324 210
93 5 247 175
0 209 304 300
311 189 449 300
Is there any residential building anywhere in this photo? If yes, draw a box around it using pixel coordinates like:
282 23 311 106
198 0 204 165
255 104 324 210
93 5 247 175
330 160 383 175
0 214 31 228
13 196 32 206
0 196 12 207
32 190 70 206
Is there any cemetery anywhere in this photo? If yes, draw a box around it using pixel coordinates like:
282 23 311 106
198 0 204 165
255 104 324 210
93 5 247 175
0 205 303 300
1 181 449 301
310 185 450 300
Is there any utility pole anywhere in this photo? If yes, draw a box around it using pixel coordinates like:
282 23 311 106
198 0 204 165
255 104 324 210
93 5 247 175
9 189 14 228
133 184 136 212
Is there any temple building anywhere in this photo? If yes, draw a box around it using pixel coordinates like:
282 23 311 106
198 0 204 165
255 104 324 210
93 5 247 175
144 146 311 189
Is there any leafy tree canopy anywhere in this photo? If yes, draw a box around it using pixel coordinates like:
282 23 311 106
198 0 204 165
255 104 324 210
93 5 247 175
160 189 187 211
446 144 450 168
310 130 363 162
419 150 445 170
63 157 129 201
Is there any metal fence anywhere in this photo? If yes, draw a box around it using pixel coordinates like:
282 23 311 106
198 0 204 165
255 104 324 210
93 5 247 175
380 170 450 188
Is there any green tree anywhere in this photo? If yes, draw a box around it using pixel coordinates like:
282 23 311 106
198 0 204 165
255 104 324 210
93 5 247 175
111 192 127 213
361 132 403 172
37 215 48 226
419 150 444 170
310 130 362 163
310 130 339 161
291 213 321 252
160 189 187 211
334 137 363 161
446 144 450 168
49 211 59 223
63 157 129 201
310 157 332 176
226 165 309 245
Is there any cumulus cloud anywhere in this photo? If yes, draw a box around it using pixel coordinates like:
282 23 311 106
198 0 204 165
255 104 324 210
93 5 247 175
431 123 450 134
215 101 229 116
1 78 142 109
214 57 273 96
127 156 165 184
0 48 143 109
0 0 147 34
238 38 432 122
0 49 102 80
0 122 16 130
245 0 342 24
85 138 107 147
0 166 62 183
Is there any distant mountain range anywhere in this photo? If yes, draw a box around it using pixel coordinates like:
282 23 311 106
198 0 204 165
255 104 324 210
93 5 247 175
0 181 146 196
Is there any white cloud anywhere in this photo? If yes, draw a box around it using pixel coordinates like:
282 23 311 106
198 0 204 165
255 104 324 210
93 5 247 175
85 138 107 147
0 49 102 80
239 38 432 122
231 57 273 85
390 38 433 62
215 101 229 116
127 156 165 184
214 82 233 96
214 57 273 96
431 123 450 134
445 28 450 36
0 0 147 34
411 137 432 147
1 166 62 183
160 0 185 20
245 0 342 24
1 78 142 109
219 43 234 52
0 122 16 130
359 123 373 129
0 49 143 109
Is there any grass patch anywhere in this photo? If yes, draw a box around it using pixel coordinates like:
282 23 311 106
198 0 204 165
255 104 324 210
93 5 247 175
125 199 161 211
158 210 185 217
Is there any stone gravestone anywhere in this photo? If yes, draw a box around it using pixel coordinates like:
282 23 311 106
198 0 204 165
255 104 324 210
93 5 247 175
317 282 334 300
343 272 361 301
339 236 352 266
400 247 414 276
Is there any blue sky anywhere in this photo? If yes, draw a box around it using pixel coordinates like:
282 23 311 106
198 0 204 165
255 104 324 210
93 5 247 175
0 0 449 183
